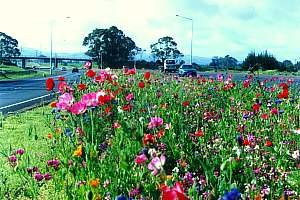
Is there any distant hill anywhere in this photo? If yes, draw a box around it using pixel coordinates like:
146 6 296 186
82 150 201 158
20 47 90 59
20 47 214 65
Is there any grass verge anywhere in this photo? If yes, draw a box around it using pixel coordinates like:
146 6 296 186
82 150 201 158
0 106 64 199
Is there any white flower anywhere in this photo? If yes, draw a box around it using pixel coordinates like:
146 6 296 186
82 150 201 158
292 129 300 134
292 150 299 159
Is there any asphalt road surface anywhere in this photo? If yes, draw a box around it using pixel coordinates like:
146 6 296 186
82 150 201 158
0 71 299 115
0 72 81 115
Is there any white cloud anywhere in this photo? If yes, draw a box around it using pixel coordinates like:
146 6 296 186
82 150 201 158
1 0 300 61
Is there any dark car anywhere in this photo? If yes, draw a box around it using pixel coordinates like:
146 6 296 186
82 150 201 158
178 64 197 77
72 67 79 73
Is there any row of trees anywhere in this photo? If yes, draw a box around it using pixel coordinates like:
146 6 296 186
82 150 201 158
0 27 299 72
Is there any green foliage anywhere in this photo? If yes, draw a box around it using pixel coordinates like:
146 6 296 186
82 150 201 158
83 26 137 68
150 36 183 62
0 32 21 64
242 51 280 71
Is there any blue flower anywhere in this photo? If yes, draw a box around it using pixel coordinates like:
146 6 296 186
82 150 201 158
274 99 283 104
116 195 127 200
65 128 72 137
222 188 241 200
279 110 284 114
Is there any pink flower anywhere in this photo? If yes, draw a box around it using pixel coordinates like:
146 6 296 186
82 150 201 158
113 122 121 129
56 93 74 111
148 117 163 129
271 108 278 115
126 93 134 101
70 102 87 115
135 154 148 164
165 123 172 130
148 155 165 175
81 92 98 107
217 74 223 82
95 70 109 83
84 61 92 69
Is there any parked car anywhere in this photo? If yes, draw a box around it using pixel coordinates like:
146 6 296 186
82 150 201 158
60 67 67 71
178 64 197 77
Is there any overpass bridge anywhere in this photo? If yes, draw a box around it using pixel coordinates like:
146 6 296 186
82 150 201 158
0 56 92 68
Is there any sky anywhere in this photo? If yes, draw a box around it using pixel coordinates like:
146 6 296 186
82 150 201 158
1 0 300 62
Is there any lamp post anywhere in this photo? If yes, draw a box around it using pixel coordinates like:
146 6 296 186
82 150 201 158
50 21 54 75
176 14 193 65
49 17 71 75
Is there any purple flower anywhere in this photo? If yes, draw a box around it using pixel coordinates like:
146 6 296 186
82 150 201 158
33 166 39 172
44 173 52 181
27 167 33 174
16 148 25 155
8 155 17 163
34 173 44 182
47 159 60 170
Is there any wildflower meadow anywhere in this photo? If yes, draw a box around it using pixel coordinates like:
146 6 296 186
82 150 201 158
3 64 300 200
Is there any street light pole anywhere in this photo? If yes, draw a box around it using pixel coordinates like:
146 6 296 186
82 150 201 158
50 21 53 75
176 14 193 65
49 17 71 75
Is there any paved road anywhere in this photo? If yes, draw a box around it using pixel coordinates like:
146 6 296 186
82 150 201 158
0 72 81 114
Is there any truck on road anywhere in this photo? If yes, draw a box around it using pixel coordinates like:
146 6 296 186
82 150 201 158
162 59 177 73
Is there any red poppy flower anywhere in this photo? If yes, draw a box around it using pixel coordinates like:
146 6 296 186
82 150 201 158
278 89 289 99
122 104 132 111
265 141 273 147
78 83 87 91
105 107 112 114
252 104 260 112
182 101 190 107
260 113 269 120
243 139 250 146
46 78 55 91
144 71 151 79
58 76 65 81
86 69 96 78
138 81 145 89
157 129 165 139
50 101 57 108
98 95 111 105
143 134 155 145
192 130 204 137
161 182 188 200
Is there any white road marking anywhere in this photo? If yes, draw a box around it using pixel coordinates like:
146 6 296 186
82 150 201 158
0 94 51 110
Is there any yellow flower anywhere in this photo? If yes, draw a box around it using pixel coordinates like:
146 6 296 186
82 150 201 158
55 128 62 134
89 178 100 188
73 145 83 157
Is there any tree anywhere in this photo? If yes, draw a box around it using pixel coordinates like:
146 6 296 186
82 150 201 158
209 55 238 70
243 51 280 72
150 36 183 62
83 26 137 67
0 32 21 62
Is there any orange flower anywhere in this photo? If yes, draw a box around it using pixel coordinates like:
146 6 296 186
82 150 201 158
47 133 53 139
89 178 100 188
73 145 83 157
254 195 262 200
